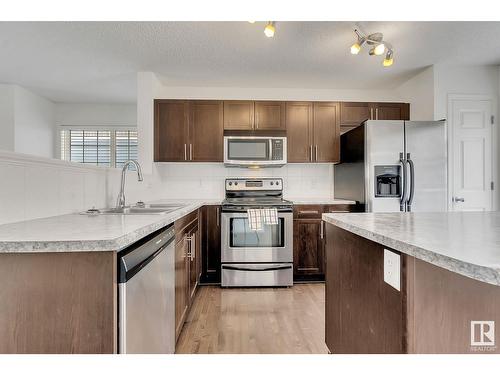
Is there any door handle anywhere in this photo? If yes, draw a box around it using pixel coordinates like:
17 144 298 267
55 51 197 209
407 153 415 212
376 108 379 120
184 144 187 161
399 153 408 212
370 108 374 120
310 145 313 161
320 221 324 239
453 197 465 203
189 144 193 161
315 145 318 161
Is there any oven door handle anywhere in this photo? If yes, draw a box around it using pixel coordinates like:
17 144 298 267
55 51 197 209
222 265 292 272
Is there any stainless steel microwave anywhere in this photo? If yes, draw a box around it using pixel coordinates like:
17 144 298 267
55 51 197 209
223 136 287 167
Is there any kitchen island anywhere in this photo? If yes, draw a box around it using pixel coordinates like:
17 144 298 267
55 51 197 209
323 212 500 354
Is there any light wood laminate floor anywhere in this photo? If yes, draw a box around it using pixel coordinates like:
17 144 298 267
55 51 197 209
176 283 328 354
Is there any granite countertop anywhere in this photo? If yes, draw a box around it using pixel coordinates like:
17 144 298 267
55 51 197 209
0 199 220 253
323 212 500 286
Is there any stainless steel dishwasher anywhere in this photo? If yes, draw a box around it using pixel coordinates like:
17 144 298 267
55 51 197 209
118 224 175 354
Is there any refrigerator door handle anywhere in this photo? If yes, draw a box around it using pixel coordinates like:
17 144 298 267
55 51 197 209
399 152 407 212
407 153 415 212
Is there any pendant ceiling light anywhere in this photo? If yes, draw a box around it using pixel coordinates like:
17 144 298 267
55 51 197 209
264 21 276 38
350 28 394 67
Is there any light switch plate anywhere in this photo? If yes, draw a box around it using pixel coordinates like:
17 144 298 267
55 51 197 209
384 249 401 291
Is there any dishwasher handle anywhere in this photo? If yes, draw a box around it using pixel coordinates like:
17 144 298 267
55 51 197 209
118 224 175 283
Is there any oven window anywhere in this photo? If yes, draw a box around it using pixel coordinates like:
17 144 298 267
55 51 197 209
229 218 284 248
227 139 269 160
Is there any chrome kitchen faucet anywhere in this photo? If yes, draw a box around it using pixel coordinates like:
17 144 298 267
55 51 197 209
116 160 143 209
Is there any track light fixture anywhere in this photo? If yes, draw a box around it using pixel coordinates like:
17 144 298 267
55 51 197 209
350 28 394 67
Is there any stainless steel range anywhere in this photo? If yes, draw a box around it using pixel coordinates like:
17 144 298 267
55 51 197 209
221 178 293 287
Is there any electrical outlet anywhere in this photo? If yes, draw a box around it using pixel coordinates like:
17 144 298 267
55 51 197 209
384 249 401 291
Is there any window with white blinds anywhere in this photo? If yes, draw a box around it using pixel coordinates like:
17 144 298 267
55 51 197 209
60 129 138 168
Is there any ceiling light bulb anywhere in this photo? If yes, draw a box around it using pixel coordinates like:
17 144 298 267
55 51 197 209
383 50 394 67
383 57 394 67
264 22 275 38
350 43 361 55
374 43 385 56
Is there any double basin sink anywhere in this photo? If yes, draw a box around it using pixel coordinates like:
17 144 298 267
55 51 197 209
85 203 187 215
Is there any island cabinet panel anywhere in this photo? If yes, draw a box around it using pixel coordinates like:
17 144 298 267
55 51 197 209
254 101 286 130
286 102 314 162
325 224 500 354
407 258 500 354
223 100 255 130
200 205 221 284
189 101 224 162
0 251 116 354
325 225 405 354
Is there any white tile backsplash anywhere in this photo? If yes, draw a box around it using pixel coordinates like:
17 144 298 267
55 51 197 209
0 151 335 225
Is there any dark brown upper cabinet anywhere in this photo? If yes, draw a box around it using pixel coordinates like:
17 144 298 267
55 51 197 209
189 101 223 162
155 100 189 162
313 102 340 163
286 102 313 163
371 102 410 121
340 102 410 134
155 100 223 162
223 101 255 130
254 101 286 130
287 102 340 163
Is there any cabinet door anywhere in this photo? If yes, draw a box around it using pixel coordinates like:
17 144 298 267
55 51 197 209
371 103 410 120
254 101 286 130
189 101 223 162
313 102 340 163
188 220 200 305
175 236 189 341
293 219 324 281
286 102 313 163
340 102 370 126
223 101 254 130
155 100 188 162
201 205 221 284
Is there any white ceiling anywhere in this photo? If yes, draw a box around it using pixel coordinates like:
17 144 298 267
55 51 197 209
1 21 500 103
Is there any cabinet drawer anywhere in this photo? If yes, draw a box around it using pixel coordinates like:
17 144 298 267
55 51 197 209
324 204 356 213
293 205 323 219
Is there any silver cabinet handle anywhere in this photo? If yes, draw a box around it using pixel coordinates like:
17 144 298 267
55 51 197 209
310 145 313 161
370 107 374 120
185 234 195 260
320 221 324 239
453 197 465 203
376 108 379 120
216 207 220 227
299 210 320 214
189 144 193 161
315 145 318 161
184 144 187 161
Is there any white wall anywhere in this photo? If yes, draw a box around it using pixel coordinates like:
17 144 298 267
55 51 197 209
14 85 55 158
55 103 137 127
0 84 15 152
433 65 499 120
396 66 435 121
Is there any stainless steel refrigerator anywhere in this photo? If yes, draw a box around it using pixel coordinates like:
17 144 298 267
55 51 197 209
334 120 447 212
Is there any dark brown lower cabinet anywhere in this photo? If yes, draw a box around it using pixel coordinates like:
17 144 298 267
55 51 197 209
200 205 221 284
293 219 324 281
174 210 200 343
325 224 500 354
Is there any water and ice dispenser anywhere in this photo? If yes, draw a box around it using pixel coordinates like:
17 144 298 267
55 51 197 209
374 165 401 197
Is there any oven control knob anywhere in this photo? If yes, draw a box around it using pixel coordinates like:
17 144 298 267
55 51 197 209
228 182 232 186
276 181 280 185
270 182 274 185
235 182 238 186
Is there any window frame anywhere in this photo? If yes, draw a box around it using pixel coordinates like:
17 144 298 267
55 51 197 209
59 126 138 169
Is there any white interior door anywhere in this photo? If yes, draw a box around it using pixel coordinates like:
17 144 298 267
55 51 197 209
450 97 495 211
